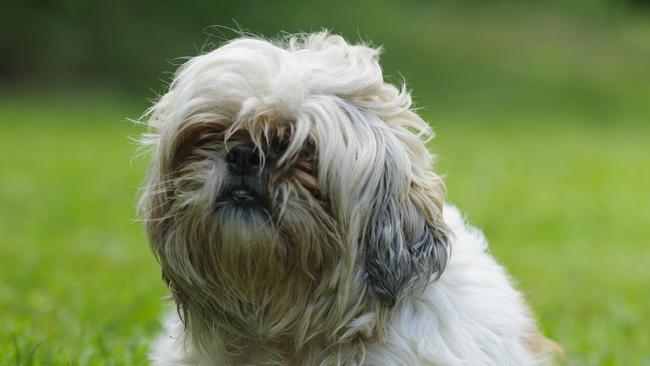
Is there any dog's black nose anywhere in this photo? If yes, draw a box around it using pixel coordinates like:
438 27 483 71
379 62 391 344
226 145 260 175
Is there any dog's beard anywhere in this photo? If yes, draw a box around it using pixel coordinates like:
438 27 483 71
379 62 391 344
208 182 336 290
159 169 352 359
213 202 278 282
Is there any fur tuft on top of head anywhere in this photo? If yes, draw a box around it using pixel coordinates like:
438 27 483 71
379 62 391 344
141 31 435 161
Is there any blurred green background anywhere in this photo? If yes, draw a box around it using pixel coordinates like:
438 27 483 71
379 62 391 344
1 0 649 365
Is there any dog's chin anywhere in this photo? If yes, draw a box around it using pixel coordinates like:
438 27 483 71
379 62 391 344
214 189 275 249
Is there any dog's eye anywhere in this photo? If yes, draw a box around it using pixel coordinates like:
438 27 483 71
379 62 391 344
270 136 290 156
301 139 316 156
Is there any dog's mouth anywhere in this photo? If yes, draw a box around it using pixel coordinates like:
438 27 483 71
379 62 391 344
230 189 257 203
227 188 263 206
217 184 268 211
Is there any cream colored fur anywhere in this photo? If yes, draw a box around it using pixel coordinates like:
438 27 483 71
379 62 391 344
139 32 557 366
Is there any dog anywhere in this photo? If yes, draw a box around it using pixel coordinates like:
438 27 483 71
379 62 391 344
139 32 558 365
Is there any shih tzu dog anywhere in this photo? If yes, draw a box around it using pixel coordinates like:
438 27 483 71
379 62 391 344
139 32 558 365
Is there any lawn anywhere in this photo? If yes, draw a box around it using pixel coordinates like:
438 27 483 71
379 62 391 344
1 93 648 365
1 5 650 365
0 96 165 365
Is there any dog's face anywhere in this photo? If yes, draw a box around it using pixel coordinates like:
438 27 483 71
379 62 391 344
140 33 449 355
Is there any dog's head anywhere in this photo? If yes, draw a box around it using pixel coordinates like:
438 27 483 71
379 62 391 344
139 32 449 354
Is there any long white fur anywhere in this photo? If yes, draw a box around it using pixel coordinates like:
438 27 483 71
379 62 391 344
151 205 550 366
140 32 556 366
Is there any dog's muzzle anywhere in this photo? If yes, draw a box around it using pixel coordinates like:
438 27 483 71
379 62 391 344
226 145 260 176
219 144 267 209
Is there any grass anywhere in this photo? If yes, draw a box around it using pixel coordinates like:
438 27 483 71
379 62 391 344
1 95 648 365
1 5 650 365
0 97 165 365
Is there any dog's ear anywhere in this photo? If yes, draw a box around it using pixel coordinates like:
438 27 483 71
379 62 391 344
363 158 450 307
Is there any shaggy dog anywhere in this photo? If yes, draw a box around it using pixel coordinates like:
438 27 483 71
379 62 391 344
139 32 557 365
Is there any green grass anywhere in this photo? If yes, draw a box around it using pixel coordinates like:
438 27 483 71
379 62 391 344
1 95 648 365
0 97 166 365
1 6 650 365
